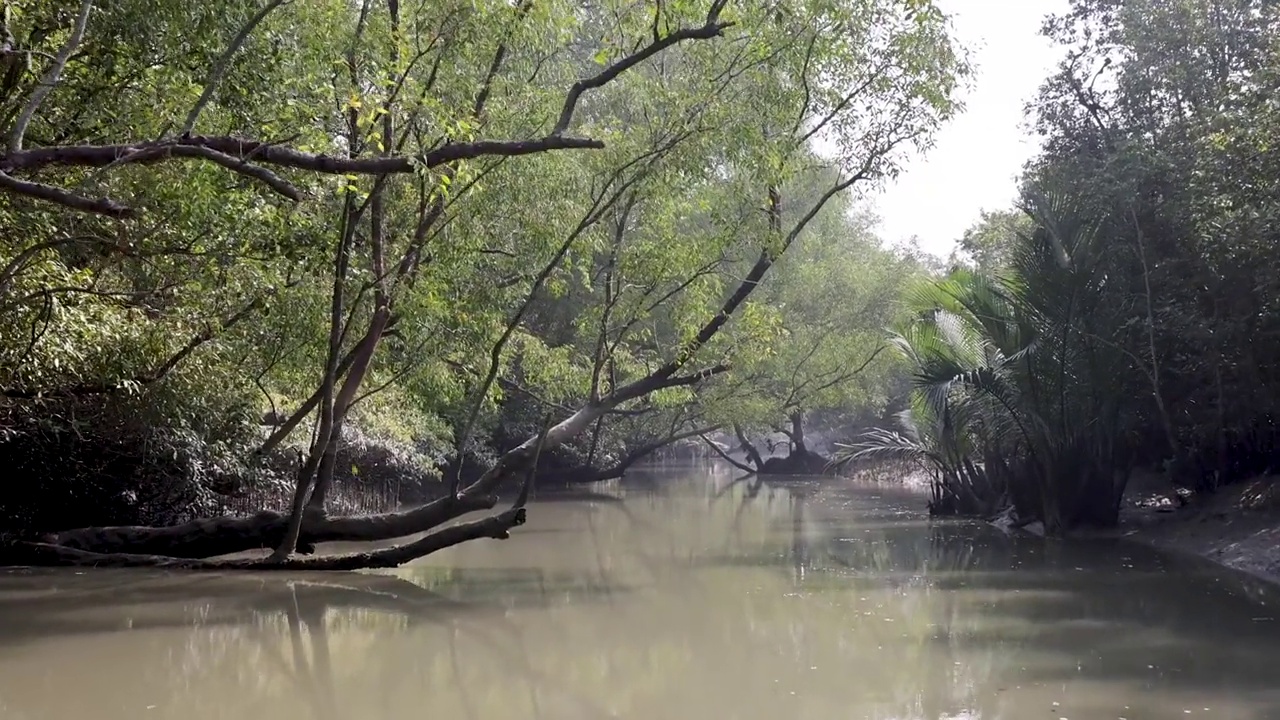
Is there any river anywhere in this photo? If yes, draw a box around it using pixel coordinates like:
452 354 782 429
2 464 1280 719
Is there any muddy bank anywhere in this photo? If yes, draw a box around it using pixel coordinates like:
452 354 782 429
1117 473 1280 585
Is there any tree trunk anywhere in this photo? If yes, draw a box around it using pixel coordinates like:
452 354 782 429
1039 467 1066 537
306 311 391 514
9 507 527 570
788 410 807 455
733 424 766 470
271 194 357 561
1132 212 1179 463
1214 360 1227 490
29 397 614 560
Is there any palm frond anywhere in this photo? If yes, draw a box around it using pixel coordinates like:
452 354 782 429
835 427 932 463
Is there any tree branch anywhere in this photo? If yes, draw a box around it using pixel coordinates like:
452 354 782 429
0 171 131 218
169 144 303 200
7 0 93 153
181 0 292 136
1 134 604 176
8 507 526 569
701 433 756 473
447 130 684 494
552 3 733 134
0 2 734 217
656 363 731 390
609 423 721 472
472 0 533 118
0 134 602 216
254 342 367 457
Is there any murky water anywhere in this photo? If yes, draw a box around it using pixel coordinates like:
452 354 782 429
3 465 1280 720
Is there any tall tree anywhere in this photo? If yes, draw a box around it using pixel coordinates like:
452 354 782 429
0 0 966 568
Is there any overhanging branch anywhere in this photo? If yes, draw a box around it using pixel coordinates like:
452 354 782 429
0 1 735 221
0 171 132 218
553 4 733 134
0 134 602 217
0 134 604 176
701 433 756 473
660 363 731 389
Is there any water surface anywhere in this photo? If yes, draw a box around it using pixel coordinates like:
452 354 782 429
2 465 1280 719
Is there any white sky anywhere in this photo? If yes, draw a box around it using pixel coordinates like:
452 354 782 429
873 0 1071 258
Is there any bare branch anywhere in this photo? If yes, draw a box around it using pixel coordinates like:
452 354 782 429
442 358 576 414
790 344 888 409
473 0 533 117
590 193 636 399
166 144 303 200
514 412 553 508
0 134 599 216
798 58 894 145
254 340 367 457
657 363 731 390
0 237 90 299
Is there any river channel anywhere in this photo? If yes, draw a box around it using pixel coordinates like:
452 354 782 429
2 464 1279 719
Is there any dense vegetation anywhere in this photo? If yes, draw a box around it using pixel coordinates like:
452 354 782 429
0 0 966 566
849 0 1280 535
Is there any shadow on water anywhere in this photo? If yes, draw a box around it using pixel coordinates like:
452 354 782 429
1 464 1280 720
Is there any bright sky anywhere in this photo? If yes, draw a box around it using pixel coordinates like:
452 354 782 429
873 0 1070 258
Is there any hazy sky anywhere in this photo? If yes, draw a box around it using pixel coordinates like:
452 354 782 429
873 0 1070 257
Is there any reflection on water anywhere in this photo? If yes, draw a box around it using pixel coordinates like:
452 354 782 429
2 465 1280 720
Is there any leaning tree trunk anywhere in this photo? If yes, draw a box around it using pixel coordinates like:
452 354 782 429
733 424 766 470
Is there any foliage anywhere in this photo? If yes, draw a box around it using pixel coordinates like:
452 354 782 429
950 208 1033 272
1028 0 1280 487
846 0 1280 534
0 0 966 559
717 197 914 452
847 206 1137 532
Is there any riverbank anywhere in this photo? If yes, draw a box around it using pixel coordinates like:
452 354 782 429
1118 472 1280 585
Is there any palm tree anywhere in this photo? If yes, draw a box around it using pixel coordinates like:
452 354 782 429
842 190 1139 535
